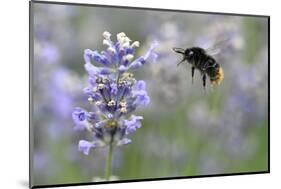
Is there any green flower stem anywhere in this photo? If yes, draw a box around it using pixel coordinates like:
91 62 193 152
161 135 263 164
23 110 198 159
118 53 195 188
105 142 113 181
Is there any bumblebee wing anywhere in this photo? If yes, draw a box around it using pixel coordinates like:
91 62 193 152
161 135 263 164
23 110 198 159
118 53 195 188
206 48 221 56
205 37 231 56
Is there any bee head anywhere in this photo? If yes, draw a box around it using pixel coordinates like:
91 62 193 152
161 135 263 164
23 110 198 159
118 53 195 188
184 48 194 58
173 47 192 66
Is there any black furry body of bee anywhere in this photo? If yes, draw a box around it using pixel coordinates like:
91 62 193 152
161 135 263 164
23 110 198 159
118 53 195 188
173 47 224 88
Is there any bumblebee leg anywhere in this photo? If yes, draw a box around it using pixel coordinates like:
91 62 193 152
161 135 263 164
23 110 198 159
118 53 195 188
177 58 186 66
191 66 195 84
202 74 206 89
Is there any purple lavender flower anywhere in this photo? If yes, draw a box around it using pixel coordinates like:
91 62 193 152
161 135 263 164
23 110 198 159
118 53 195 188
73 31 157 155
72 107 91 131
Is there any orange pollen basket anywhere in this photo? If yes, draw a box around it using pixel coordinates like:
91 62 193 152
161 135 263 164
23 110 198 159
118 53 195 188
212 67 224 85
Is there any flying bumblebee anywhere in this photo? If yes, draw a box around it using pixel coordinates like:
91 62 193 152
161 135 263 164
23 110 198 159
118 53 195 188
172 45 224 89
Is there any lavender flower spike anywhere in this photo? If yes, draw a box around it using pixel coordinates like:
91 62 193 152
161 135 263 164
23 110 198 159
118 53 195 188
72 31 158 155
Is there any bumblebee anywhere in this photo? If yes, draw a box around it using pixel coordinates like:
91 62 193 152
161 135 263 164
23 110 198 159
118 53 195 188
173 47 224 88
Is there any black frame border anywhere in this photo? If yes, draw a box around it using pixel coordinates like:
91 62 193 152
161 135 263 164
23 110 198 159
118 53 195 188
29 0 270 188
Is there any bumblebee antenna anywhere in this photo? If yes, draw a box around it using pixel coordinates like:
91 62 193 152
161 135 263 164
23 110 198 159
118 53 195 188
173 47 186 66
172 47 185 54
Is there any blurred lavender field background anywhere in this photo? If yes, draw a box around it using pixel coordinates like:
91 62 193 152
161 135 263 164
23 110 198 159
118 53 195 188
31 2 268 185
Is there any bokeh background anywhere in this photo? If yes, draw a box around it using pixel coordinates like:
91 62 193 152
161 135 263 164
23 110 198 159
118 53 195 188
31 2 268 186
